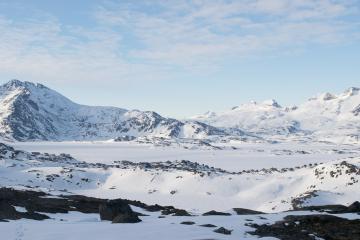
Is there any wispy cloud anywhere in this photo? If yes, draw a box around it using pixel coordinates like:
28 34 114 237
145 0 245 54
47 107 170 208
0 13 169 85
0 0 358 84
96 0 359 68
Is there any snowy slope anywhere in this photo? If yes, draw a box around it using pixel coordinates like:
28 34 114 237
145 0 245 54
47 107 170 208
191 99 301 136
0 80 239 141
290 88 360 143
1 142 359 213
191 88 360 144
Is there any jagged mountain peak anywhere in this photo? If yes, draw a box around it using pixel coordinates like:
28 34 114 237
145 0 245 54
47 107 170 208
343 87 360 97
1 79 76 107
307 87 359 102
261 99 281 108
232 99 282 110
320 92 336 101
2 79 49 91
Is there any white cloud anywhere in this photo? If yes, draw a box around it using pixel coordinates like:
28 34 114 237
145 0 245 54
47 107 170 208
0 0 358 84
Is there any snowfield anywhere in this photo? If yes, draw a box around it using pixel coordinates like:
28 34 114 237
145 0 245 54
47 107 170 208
10 141 360 171
2 141 359 213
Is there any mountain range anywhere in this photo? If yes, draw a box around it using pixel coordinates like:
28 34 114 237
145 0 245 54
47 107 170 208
0 79 359 144
191 88 360 144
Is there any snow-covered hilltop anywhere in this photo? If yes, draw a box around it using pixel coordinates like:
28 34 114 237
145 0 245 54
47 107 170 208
0 80 237 141
191 88 360 144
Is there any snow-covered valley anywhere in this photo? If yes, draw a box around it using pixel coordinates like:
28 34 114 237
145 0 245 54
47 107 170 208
1 141 360 213
0 80 359 239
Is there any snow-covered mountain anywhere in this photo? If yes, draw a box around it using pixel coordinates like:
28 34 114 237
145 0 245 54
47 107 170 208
0 80 235 141
191 88 360 144
191 99 301 136
1 79 359 144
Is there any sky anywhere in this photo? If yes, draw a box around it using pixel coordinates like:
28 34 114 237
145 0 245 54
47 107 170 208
0 0 359 118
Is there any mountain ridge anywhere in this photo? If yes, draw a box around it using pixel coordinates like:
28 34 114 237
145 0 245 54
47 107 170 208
0 79 238 141
190 86 360 143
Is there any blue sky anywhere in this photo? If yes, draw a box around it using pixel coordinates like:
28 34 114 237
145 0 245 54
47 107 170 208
0 0 359 118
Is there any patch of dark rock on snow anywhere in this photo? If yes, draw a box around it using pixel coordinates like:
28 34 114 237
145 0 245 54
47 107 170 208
213 227 233 235
122 199 191 216
180 221 195 225
133 211 149 217
248 214 360 240
0 187 194 223
202 210 231 216
0 200 49 221
199 224 217 228
161 208 191 216
99 200 141 223
113 135 136 142
233 208 264 215
293 201 360 214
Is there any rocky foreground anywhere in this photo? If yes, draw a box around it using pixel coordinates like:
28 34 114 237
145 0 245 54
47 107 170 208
249 214 360 240
0 188 359 239
0 188 191 223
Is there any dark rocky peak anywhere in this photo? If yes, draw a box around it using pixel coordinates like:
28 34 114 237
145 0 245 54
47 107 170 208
321 92 336 101
344 87 360 96
2 79 38 90
262 99 281 108
353 104 360 116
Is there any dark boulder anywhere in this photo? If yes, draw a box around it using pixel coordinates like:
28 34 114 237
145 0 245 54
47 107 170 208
180 221 195 225
99 200 141 223
0 200 20 220
347 201 360 213
161 208 191 216
214 227 232 235
112 212 141 223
